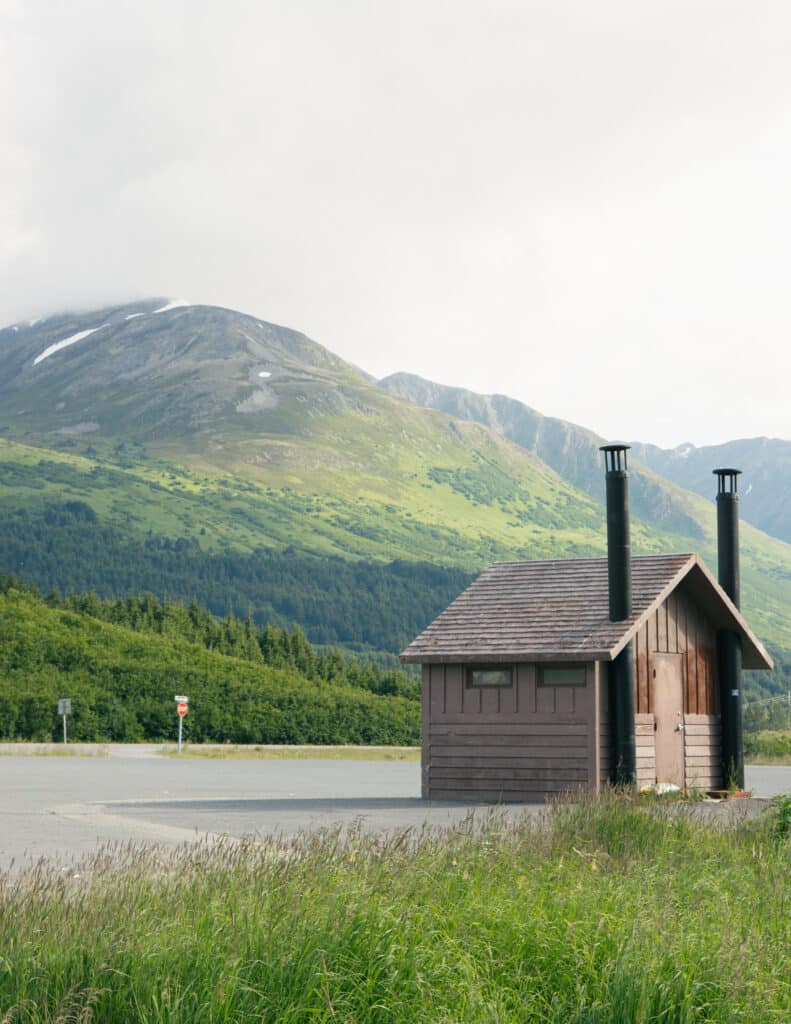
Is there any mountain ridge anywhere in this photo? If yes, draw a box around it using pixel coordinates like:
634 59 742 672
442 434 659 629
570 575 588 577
377 371 790 545
630 436 791 544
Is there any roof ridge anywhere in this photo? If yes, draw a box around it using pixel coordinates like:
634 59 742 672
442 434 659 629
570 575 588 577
489 552 695 567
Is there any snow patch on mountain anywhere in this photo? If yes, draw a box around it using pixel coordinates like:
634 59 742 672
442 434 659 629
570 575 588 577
153 299 190 314
33 325 108 366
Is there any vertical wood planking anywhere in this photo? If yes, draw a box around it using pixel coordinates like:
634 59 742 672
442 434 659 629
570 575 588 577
529 663 538 714
430 664 444 718
426 661 596 800
445 664 462 715
695 606 708 716
591 662 601 791
666 595 677 655
646 586 720 720
647 613 659 714
698 622 708 715
636 625 648 715
481 685 499 715
536 685 555 714
688 604 699 714
421 666 431 798
599 666 610 786
500 675 516 715
677 594 688 713
657 602 668 652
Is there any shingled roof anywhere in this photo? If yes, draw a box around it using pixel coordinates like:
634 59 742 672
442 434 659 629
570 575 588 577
400 553 772 670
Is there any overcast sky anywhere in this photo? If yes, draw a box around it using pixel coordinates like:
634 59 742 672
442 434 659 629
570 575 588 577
3 2 790 447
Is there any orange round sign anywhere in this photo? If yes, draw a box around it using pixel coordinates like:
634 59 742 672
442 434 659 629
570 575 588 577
177 702 188 717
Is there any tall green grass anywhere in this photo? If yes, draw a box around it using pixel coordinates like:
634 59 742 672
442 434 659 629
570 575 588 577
1 793 788 1022
745 730 791 765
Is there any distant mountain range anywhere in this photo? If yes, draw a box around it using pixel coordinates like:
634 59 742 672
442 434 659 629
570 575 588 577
378 373 791 544
1 298 790 664
630 438 791 544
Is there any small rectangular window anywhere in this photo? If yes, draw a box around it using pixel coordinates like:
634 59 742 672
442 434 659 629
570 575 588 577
467 667 513 688
539 665 586 687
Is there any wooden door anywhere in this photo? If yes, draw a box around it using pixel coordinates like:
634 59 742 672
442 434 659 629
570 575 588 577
652 653 685 788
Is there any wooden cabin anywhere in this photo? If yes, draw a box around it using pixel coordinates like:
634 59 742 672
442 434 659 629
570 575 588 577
400 553 772 801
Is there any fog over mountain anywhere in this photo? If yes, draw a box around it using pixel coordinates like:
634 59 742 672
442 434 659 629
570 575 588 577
4 3 791 446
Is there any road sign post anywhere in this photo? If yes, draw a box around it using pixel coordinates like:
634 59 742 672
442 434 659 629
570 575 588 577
174 695 189 753
57 698 71 744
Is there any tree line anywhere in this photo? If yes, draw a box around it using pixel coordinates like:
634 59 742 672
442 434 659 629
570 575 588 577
0 574 420 745
0 501 472 652
51 586 420 701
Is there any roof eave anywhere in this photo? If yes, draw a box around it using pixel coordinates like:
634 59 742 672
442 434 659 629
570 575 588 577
400 649 613 665
605 554 773 671
685 555 774 670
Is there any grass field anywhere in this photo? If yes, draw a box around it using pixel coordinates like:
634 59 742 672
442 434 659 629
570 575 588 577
1 792 788 1022
745 730 791 766
159 744 421 761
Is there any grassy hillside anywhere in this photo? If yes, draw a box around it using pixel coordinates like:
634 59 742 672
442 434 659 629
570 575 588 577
0 578 419 744
378 371 706 538
2 433 791 659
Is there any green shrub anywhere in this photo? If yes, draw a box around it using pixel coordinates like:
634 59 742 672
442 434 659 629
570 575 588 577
744 730 791 762
0 582 420 745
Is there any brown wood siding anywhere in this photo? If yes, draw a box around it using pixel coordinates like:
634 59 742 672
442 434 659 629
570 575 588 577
633 586 718 716
618 712 723 791
635 713 656 786
424 662 595 801
684 714 722 789
598 662 610 788
421 665 431 798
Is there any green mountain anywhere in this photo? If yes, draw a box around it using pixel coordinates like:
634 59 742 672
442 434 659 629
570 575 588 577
0 298 623 566
2 300 791 667
378 373 791 548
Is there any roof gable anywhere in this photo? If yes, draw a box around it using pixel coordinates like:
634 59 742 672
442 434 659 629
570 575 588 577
400 553 772 670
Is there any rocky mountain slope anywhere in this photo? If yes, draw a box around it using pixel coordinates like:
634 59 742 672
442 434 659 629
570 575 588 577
377 373 705 539
630 438 791 544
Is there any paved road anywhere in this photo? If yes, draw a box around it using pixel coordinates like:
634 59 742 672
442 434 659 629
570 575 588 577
0 753 520 870
1 751 788 870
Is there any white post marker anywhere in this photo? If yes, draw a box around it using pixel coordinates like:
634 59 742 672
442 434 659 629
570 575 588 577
58 698 71 743
175 695 189 753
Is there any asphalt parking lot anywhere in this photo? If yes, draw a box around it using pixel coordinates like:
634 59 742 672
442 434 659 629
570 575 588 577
1 748 789 870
